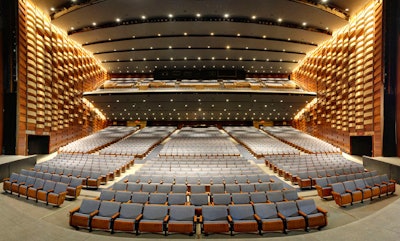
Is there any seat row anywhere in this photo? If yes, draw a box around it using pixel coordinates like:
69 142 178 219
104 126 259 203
121 173 274 185
315 174 396 207
3 173 69 207
295 170 372 189
99 126 176 157
112 181 285 194
59 126 138 153
224 126 301 157
261 126 341 154
3 172 83 200
96 189 301 205
21 168 103 189
69 199 327 236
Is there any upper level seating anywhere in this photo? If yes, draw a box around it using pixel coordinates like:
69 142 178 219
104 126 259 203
259 78 299 90
261 126 341 154
58 126 138 154
224 126 300 157
97 78 305 92
159 127 241 157
99 126 176 157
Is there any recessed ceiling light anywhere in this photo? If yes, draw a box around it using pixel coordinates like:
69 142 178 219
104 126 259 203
251 15 256 19
92 22 96 26
196 13 201 17
278 18 283 22
302 22 307 26
141 15 146 19
116 18 121 22
210 32 214 36
226 45 230 49
184 32 187 36
50 7 55 11
168 14 173 18
224 13 229 18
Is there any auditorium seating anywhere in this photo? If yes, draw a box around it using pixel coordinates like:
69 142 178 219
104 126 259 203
99 126 175 157
262 126 341 154
200 205 230 235
158 127 241 157
33 153 134 186
228 204 259 235
224 126 300 157
59 126 138 154
166 205 196 236
296 199 328 230
253 203 285 234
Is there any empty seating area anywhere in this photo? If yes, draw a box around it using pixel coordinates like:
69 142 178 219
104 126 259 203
99 126 176 157
59 126 138 153
262 126 341 154
137 156 262 177
69 197 326 236
32 153 134 187
159 127 241 157
265 154 364 187
315 173 396 207
224 126 300 157
3 171 72 206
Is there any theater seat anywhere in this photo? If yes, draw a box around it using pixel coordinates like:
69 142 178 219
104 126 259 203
296 199 327 230
200 205 230 235
228 204 259 236
113 203 143 233
69 199 101 230
167 205 196 235
276 201 306 233
137 205 169 235
253 203 285 234
331 183 353 207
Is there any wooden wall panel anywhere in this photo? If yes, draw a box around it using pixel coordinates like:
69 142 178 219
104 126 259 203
292 1 383 156
16 0 107 155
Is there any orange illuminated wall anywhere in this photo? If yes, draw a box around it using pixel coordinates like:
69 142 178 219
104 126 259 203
16 0 108 155
292 1 383 156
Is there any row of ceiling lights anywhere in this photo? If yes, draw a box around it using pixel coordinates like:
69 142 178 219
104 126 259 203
107 116 293 121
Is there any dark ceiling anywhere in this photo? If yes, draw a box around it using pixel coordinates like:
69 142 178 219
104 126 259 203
29 0 370 122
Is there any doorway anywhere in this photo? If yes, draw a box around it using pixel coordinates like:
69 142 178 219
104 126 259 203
350 136 373 156
27 135 50 155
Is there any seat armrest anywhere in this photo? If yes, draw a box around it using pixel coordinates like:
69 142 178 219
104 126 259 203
135 213 143 222
3 178 10 181
163 215 170 223
298 210 307 217
69 206 80 215
198 215 203 223
277 212 286 220
227 215 233 223
90 210 99 217
317 207 328 215
193 215 197 223
345 189 352 193
254 214 261 222
47 189 55 193
111 212 120 220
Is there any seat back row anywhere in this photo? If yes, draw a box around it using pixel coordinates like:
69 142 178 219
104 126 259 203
69 199 327 236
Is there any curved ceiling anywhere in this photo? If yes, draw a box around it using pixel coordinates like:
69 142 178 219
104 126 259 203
31 0 370 75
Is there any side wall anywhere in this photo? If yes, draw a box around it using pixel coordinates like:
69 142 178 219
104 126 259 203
292 1 383 156
16 0 108 155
